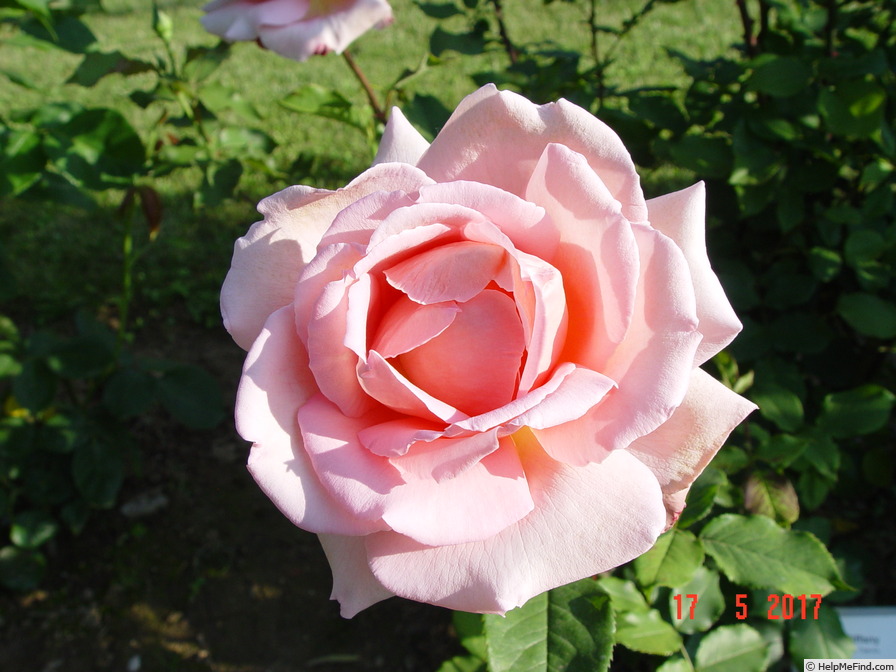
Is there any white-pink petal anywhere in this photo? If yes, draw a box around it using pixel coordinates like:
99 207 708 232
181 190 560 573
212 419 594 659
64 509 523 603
418 85 647 222
646 182 743 365
238 307 381 535
318 534 394 617
373 109 431 166
628 368 757 492
380 437 533 546
366 436 665 613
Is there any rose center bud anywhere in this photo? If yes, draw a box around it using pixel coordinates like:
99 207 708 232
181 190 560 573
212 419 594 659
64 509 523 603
374 289 526 417
400 290 525 416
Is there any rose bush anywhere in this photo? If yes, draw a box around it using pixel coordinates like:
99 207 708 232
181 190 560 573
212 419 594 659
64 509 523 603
201 0 393 61
222 84 756 616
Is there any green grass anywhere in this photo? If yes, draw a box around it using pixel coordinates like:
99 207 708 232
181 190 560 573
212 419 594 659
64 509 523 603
0 0 742 329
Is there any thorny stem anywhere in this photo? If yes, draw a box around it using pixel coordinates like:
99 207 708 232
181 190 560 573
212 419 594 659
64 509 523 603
342 49 387 126
736 0 757 57
490 0 519 64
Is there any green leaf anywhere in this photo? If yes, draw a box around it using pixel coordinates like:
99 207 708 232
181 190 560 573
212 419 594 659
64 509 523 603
751 382 804 432
694 624 767 672
102 367 157 419
12 359 57 412
788 606 855 664
67 50 153 86
157 364 224 429
744 471 799 525
0 546 46 591
755 433 807 469
10 510 58 549
46 334 114 379
615 608 682 655
0 128 45 196
436 656 486 672
634 528 704 588
669 566 724 634
657 658 694 672
748 55 812 97
483 579 614 672
819 80 886 139
430 25 488 56
454 611 487 660
595 575 648 613
807 247 842 282
44 108 145 189
72 439 124 508
280 84 374 131
818 385 895 437
701 514 845 595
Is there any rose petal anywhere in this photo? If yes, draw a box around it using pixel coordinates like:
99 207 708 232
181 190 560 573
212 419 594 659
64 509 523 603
589 224 703 452
319 534 394 617
373 108 431 166
367 432 665 613
359 350 466 423
380 436 534 546
390 429 501 482
202 0 307 41
646 182 743 365
628 368 757 492
447 363 615 436
298 393 403 522
318 189 418 249
525 142 640 368
372 296 460 359
418 85 648 223
223 163 432 351
398 290 526 416
257 0 393 60
358 417 445 457
238 307 381 534
384 241 506 305
306 274 376 417
415 181 557 258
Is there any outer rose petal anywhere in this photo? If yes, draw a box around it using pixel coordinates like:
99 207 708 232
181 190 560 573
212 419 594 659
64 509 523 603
366 435 665 614
382 436 534 546
417 85 648 223
318 534 394 617
628 369 758 492
258 0 393 61
238 307 382 535
374 108 430 166
202 0 308 41
646 182 743 365
222 163 431 351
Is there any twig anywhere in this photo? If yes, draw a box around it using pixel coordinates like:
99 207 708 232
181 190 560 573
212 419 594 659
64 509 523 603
490 0 519 64
342 49 386 125
736 0 757 57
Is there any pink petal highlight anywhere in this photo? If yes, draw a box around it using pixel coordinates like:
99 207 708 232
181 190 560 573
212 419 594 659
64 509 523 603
367 435 665 613
238 307 379 535
646 182 743 365
380 437 533 546
358 350 466 423
372 296 459 359
418 85 647 222
319 534 394 617
398 290 525 416
298 394 402 522
384 241 506 305
390 429 501 482
415 181 558 258
628 369 757 492
374 108 431 166
358 418 445 458
525 142 640 369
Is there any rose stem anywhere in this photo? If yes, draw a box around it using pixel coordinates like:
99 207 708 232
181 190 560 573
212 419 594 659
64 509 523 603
342 49 387 125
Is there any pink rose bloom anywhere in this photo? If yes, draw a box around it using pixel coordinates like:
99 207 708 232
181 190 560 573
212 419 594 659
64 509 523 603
222 85 756 617
201 0 393 61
